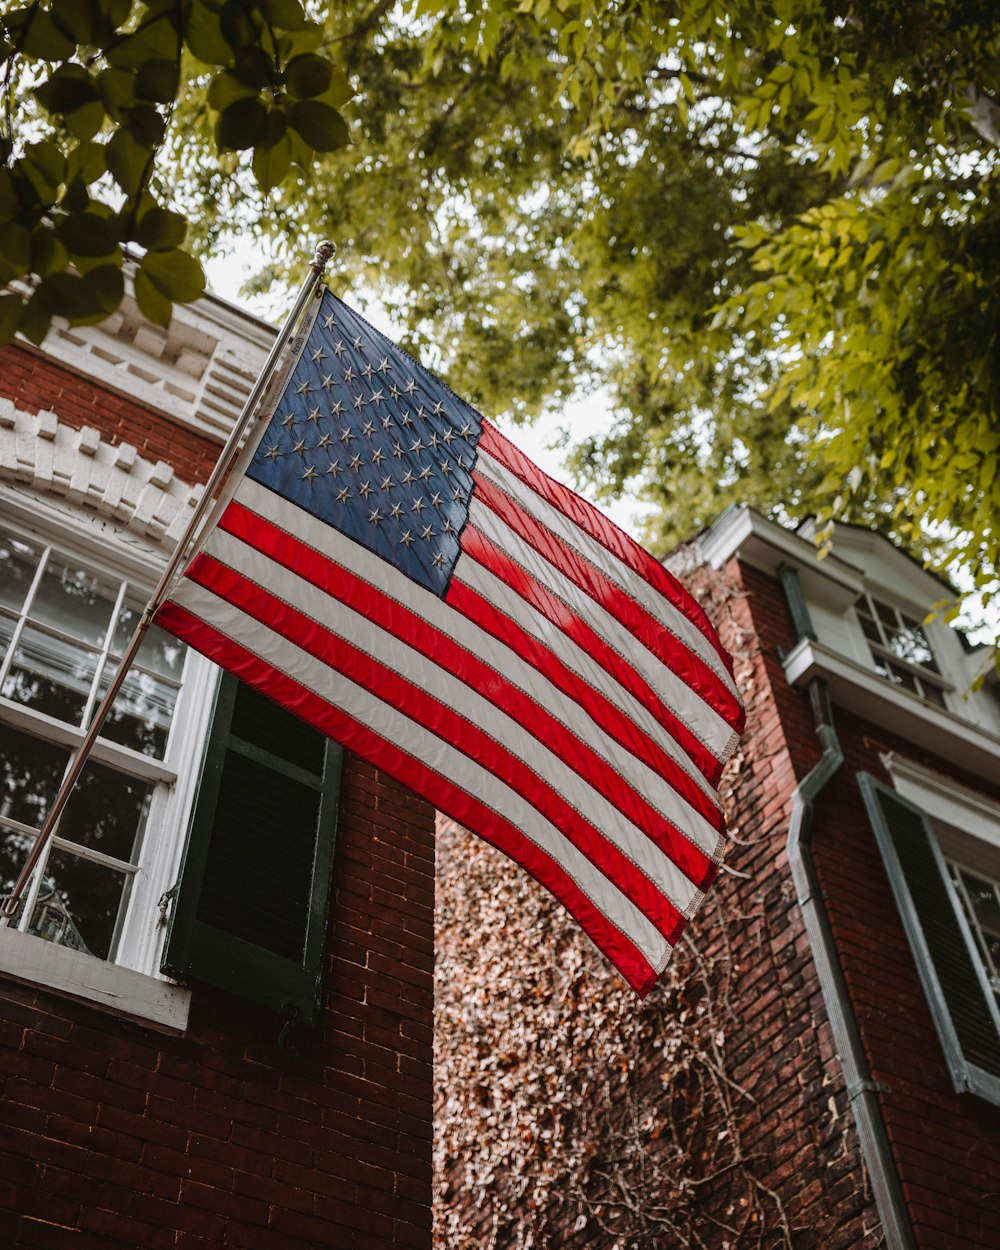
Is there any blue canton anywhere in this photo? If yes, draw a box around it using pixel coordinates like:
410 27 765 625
248 293 482 598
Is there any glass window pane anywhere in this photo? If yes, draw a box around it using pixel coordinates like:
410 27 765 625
30 558 118 649
1 624 98 724
112 610 186 681
94 667 178 759
27 849 131 961
0 531 40 615
920 682 947 709
887 661 918 693
859 613 883 645
0 825 35 916
0 611 14 666
958 870 1000 934
57 760 150 865
0 723 70 829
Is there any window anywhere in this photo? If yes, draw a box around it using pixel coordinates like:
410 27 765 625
859 771 1000 1104
161 673 342 1026
856 594 948 708
0 525 187 963
948 863 1000 1007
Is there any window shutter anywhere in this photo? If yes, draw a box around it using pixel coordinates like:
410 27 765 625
859 772 1000 1103
162 674 342 1025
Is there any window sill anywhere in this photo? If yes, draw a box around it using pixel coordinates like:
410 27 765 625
0 925 190 1034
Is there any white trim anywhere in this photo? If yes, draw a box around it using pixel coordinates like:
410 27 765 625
782 637 1000 782
0 925 190 1033
881 754 1000 851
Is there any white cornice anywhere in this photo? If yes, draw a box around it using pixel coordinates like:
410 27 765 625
783 637 1000 781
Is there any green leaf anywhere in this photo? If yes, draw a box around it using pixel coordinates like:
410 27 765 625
55 210 121 257
33 228 69 277
65 100 106 141
285 53 331 100
34 65 100 116
134 204 187 250
252 131 291 190
140 248 206 302
288 100 348 152
231 47 274 91
258 0 308 31
105 128 151 195
106 14 178 69
50 0 103 47
217 98 269 150
20 290 53 345
8 7 76 60
0 295 22 347
206 71 258 112
133 267 173 326
135 58 181 103
87 263 125 312
0 223 32 282
20 142 65 205
126 102 167 147
97 66 138 116
65 140 107 186
184 0 233 65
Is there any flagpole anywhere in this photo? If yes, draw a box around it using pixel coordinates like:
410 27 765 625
0 240 336 928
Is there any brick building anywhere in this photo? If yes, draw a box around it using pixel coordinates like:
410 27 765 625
434 504 1000 1248
0 286 435 1249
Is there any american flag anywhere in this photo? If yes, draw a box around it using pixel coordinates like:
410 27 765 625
156 291 744 996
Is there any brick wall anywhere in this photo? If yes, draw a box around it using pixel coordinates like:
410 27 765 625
0 755 435 1250
0 344 219 484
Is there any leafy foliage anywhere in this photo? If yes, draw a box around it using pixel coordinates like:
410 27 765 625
0 0 351 342
3 1 998 636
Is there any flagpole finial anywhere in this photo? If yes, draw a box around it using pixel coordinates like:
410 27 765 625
312 241 336 273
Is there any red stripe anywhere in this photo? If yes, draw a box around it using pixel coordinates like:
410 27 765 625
459 523 726 786
155 600 662 998
472 470 743 734
178 551 690 944
480 420 737 680
219 501 721 886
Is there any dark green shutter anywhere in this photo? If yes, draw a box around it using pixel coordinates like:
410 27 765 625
859 772 1000 1103
162 674 342 1024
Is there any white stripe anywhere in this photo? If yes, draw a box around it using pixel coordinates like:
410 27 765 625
468 498 736 763
476 446 739 700
169 577 674 972
231 478 721 833
197 525 705 913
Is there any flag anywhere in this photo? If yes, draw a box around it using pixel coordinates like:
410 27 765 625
156 290 745 997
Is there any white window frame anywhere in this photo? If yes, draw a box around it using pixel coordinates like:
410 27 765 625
856 593 950 708
0 486 219 1032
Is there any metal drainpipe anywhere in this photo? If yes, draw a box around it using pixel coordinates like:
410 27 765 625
778 566 916 1250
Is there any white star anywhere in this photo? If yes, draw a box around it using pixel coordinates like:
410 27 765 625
411 497 426 514
432 551 446 568
452 485 466 501
409 438 424 453
369 507 383 526
359 480 374 498
350 453 363 471
327 459 342 476
362 420 376 437
362 363 376 380
399 529 414 546
371 447 386 465
343 365 355 384
442 518 456 535
390 502 404 520
311 347 326 363
265 444 280 459
432 401 445 416
370 388 384 404
333 339 346 356
340 426 356 443
430 491 443 507
440 461 454 476
292 438 306 454
352 335 364 351
390 384 401 400
379 357 391 373
404 378 417 395
321 373 336 390
323 313 337 330
459 422 473 438
402 469 415 486
392 442 406 459
428 432 440 449
381 414 395 431
353 393 366 409
400 411 414 428
296 380 312 395
301 465 317 480
380 473 395 490
307 406 322 422
418 465 433 480
421 523 435 540
442 429 455 444
318 432 333 449
281 413 296 427
330 399 344 416
336 486 352 502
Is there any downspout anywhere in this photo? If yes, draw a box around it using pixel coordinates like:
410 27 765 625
778 566 916 1250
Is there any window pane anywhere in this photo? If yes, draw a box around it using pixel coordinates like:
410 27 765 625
858 613 883 645
0 611 14 666
111 610 186 681
0 826 35 913
58 760 150 865
2 624 99 724
94 667 178 759
887 661 918 693
0 531 40 615
0 723 70 829
889 618 937 670
30 558 119 649
920 682 947 709
28 849 131 960
958 870 1000 934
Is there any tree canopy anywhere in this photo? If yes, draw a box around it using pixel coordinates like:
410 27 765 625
3 0 998 640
